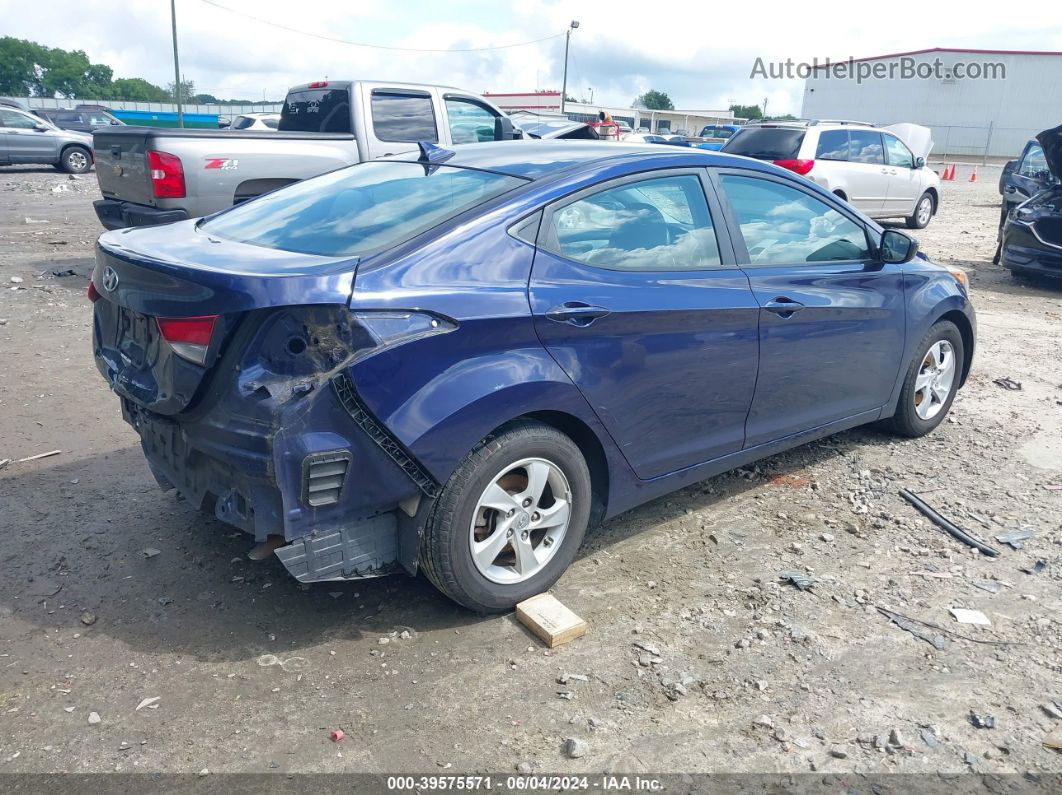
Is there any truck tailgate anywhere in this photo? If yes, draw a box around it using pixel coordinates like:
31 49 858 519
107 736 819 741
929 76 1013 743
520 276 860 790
93 127 154 206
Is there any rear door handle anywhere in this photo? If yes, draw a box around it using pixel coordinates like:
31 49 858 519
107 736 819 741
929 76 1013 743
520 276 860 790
763 297 806 318
545 302 611 326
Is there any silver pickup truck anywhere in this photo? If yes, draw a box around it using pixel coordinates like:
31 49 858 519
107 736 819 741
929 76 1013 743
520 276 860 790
91 80 521 229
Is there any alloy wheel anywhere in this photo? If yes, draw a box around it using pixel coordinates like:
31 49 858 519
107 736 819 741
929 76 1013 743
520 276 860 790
68 151 88 171
917 197 932 226
913 340 956 420
468 457 572 585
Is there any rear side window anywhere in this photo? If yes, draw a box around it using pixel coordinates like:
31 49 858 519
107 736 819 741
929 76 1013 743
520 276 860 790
232 116 253 129
263 118 278 129
848 130 885 164
545 174 722 271
371 91 437 143
815 130 850 161
200 161 524 258
280 88 352 133
722 127 806 160
720 174 870 265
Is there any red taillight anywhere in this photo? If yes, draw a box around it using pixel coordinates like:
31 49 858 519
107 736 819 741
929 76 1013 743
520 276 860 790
87 281 101 303
308 81 329 88
773 159 815 176
156 315 219 365
147 150 185 199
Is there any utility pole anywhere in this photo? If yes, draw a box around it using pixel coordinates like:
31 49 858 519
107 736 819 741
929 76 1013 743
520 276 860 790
762 96 768 118
171 0 183 127
560 20 579 115
588 87 594 104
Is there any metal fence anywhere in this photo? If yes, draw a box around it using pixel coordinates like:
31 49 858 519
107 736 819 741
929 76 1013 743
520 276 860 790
15 96 284 117
931 124 1044 163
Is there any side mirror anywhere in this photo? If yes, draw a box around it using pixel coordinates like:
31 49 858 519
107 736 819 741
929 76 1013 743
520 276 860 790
914 156 925 169
494 115 515 141
34 123 49 132
880 229 918 264
110 120 121 125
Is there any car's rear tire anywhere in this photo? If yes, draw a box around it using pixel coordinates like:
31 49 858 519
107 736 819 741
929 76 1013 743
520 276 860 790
60 146 92 174
887 320 963 437
905 191 934 229
420 420 592 612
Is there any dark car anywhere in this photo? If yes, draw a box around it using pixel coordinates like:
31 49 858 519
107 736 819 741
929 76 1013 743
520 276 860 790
33 107 124 134
999 124 1062 279
89 141 975 611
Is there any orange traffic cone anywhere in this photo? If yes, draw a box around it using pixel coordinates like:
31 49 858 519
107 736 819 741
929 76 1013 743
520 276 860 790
969 167 977 182
946 164 956 180
941 164 952 181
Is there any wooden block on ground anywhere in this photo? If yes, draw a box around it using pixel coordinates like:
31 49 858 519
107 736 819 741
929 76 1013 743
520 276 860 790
516 593 587 648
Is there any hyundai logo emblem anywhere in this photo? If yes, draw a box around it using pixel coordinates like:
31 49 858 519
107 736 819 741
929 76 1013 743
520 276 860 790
101 266 119 292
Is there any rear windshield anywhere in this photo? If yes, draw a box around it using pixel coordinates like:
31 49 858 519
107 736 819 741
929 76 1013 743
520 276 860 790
279 88 352 133
200 161 525 257
722 127 805 160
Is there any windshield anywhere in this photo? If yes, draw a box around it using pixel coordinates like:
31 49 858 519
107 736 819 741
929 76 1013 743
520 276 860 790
722 127 805 159
200 160 526 257
280 88 352 133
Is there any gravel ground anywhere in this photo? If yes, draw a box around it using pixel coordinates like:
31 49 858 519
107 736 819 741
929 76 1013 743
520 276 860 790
0 163 1060 778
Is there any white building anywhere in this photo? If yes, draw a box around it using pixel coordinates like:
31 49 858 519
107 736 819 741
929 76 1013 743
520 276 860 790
800 48 1062 159
483 91 736 135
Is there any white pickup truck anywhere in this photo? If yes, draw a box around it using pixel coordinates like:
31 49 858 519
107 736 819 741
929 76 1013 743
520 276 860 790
91 80 524 229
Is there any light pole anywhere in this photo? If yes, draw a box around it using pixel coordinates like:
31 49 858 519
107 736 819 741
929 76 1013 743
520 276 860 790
588 87 594 104
560 20 579 116
170 0 183 127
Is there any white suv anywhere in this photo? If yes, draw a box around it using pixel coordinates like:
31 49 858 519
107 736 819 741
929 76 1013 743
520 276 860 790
721 120 940 228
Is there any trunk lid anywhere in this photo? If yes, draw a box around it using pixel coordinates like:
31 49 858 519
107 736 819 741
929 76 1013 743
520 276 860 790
92 220 355 415
1036 123 1062 179
92 126 155 205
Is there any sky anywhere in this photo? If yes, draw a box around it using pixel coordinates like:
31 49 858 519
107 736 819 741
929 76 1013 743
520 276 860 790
3 0 1062 114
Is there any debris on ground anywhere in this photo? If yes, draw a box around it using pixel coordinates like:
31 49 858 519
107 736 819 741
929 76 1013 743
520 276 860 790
970 712 996 729
1045 728 1062 751
0 458 10 471
142 547 162 558
1021 560 1046 575
992 377 1022 391
878 607 946 650
516 593 587 648
562 738 588 758
899 489 999 557
17 449 62 463
949 608 991 626
135 697 160 711
329 729 344 742
971 580 1002 594
1040 702 1062 720
87 712 101 725
79 611 97 626
778 571 818 591
994 530 1034 550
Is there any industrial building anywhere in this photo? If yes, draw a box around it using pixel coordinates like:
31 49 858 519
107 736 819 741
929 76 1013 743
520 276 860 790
800 48 1062 159
483 91 736 135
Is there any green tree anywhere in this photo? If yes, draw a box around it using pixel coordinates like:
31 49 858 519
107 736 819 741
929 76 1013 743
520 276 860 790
730 103 763 120
0 37 47 95
167 78 196 103
635 89 674 110
192 93 220 104
108 77 170 102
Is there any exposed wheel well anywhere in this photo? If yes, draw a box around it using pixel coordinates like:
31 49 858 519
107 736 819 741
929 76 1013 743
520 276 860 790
514 411 609 527
939 309 973 386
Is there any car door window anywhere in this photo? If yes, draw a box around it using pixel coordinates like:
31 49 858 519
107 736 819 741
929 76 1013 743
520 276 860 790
1019 145 1051 178
0 110 39 129
720 174 871 264
545 174 722 271
444 97 498 143
883 134 914 168
815 129 850 161
848 130 884 165
370 90 438 143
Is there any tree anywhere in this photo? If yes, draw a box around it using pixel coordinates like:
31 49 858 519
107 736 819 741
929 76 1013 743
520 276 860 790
635 90 674 110
0 37 48 95
109 77 170 102
192 93 220 104
167 78 196 103
730 103 763 121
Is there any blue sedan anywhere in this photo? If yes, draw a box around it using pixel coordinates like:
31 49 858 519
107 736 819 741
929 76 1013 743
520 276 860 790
90 141 975 611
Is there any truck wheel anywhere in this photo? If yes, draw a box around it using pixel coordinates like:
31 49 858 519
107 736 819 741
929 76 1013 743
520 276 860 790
887 320 963 438
905 192 934 229
61 146 92 174
420 420 592 612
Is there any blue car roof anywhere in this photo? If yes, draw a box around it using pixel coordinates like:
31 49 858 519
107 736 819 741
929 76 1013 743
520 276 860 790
390 141 742 180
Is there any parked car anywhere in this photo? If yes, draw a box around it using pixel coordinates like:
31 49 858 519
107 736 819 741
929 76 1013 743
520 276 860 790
33 107 124 134
0 106 94 173
698 123 742 151
88 141 975 611
662 135 691 147
721 120 940 228
998 124 1062 280
621 132 669 144
998 138 1057 230
228 113 280 131
91 80 519 230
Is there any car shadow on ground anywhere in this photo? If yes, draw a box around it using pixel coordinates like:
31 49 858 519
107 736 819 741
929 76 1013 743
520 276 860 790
0 425 889 663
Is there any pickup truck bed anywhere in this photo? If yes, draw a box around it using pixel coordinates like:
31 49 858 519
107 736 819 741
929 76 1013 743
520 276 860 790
92 127 359 229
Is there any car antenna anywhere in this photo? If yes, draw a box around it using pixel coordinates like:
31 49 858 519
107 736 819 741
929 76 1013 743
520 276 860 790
418 141 455 171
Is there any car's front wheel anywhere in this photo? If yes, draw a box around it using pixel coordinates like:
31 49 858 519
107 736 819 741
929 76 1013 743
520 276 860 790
420 420 592 612
906 191 934 229
887 320 964 437
60 146 92 174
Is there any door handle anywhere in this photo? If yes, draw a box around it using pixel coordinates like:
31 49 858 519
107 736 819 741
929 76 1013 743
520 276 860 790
763 297 806 318
545 302 611 326
1004 185 1018 194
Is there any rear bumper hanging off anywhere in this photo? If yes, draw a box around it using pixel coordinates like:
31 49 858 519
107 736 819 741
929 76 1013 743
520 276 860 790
273 513 400 581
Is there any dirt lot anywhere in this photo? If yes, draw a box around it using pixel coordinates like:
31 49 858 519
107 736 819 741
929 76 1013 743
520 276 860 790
0 163 1060 778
